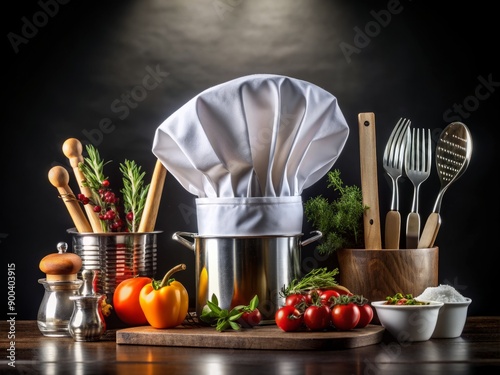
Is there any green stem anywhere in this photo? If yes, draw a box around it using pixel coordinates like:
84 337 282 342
159 264 186 288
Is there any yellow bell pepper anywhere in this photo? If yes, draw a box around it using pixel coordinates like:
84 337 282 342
139 264 189 329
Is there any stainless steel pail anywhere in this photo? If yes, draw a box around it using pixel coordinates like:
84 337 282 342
68 229 160 301
172 231 322 323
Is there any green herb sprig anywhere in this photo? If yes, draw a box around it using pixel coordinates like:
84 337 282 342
304 169 366 255
119 159 150 232
77 144 149 233
78 145 119 232
199 294 259 332
78 145 110 191
280 267 340 297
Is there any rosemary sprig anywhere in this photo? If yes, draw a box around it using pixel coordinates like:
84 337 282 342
280 267 340 297
79 145 110 192
78 144 122 232
119 159 150 232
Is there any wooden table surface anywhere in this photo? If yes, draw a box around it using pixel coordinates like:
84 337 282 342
2 317 499 374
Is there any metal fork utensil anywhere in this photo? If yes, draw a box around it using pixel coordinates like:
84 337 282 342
382 117 411 249
405 128 432 249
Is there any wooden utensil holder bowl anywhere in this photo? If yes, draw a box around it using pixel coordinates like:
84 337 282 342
337 247 438 310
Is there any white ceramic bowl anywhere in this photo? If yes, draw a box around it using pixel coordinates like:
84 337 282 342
371 300 444 342
431 298 472 338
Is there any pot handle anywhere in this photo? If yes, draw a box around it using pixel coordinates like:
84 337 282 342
172 231 196 252
300 230 323 247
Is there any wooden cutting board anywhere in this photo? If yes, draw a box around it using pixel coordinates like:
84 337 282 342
116 324 384 350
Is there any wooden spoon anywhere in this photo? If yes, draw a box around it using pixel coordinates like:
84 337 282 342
62 138 103 233
48 166 93 233
138 159 167 232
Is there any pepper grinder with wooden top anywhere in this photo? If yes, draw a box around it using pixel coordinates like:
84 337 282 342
37 242 83 337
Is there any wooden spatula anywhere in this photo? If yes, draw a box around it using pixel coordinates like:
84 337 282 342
358 113 382 249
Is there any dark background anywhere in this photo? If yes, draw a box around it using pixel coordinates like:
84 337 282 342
2 0 498 319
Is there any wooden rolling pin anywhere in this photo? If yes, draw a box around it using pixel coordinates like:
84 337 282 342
48 166 93 233
138 159 167 232
62 138 103 233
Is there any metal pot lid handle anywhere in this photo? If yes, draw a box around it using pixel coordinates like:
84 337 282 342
172 232 196 251
300 231 323 247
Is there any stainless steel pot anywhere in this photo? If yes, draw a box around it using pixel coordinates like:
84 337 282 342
172 231 322 324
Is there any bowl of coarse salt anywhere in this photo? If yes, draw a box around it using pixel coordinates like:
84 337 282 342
416 285 471 338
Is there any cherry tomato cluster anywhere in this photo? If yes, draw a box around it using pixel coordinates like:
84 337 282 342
275 289 374 332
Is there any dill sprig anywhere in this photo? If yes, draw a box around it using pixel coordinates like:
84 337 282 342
304 169 366 255
119 159 150 232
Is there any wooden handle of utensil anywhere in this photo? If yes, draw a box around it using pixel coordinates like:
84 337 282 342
418 212 441 248
138 159 167 232
48 166 93 233
384 210 401 249
358 113 382 250
62 138 103 233
405 212 420 249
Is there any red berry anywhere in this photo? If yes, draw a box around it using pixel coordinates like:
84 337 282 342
126 212 134 221
93 206 101 213
101 180 110 187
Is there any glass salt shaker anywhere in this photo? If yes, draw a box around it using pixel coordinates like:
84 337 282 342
69 269 106 341
37 242 83 337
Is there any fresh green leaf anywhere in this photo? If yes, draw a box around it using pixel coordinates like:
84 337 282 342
206 300 222 315
249 295 259 311
229 312 244 321
229 321 241 331
199 294 260 332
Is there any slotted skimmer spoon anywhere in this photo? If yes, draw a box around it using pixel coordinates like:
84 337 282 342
417 122 472 248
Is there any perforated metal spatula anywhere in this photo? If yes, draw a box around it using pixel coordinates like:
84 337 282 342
417 122 472 248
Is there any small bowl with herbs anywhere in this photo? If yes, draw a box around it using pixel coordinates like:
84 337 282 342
371 293 444 342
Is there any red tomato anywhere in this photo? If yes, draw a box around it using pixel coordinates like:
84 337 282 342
319 289 340 307
275 305 303 332
331 303 361 331
113 276 151 326
356 304 374 328
239 308 263 327
304 305 331 331
304 289 321 305
285 293 305 307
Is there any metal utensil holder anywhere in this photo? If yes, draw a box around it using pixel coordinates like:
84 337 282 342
68 229 160 300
